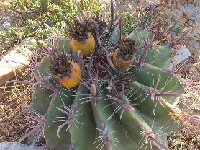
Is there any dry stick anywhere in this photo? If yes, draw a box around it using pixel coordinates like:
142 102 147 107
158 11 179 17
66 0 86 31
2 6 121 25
110 0 115 32
119 17 122 43
70 0 84 16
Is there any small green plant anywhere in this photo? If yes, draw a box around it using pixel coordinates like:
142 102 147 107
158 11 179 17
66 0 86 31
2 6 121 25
0 0 101 54
25 3 191 150
169 25 182 34
122 13 137 35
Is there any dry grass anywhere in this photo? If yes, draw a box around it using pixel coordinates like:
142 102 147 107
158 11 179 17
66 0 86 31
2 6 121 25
0 68 33 142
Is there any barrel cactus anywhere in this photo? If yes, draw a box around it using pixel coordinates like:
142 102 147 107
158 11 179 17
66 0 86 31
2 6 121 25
30 9 185 150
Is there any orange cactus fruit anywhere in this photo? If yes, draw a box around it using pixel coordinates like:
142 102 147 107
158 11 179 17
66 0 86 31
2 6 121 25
112 49 135 69
56 61 81 88
70 32 95 57
112 39 136 70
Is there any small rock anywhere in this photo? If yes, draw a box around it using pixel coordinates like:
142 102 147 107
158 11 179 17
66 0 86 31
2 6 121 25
1 21 10 32
173 47 191 65
0 38 36 86
0 142 46 150
169 46 191 71
197 135 200 143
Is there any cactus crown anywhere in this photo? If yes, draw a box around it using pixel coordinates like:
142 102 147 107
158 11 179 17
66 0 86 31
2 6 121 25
69 19 91 41
29 3 185 150
50 53 72 78
117 39 136 60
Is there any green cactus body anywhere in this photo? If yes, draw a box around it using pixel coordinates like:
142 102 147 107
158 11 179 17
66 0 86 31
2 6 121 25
31 20 184 150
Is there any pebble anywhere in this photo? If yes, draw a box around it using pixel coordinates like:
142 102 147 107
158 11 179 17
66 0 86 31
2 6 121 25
0 142 46 150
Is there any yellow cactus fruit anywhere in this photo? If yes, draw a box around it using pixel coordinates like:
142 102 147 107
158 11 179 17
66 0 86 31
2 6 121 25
112 39 136 70
112 49 135 69
71 32 95 57
55 61 81 88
